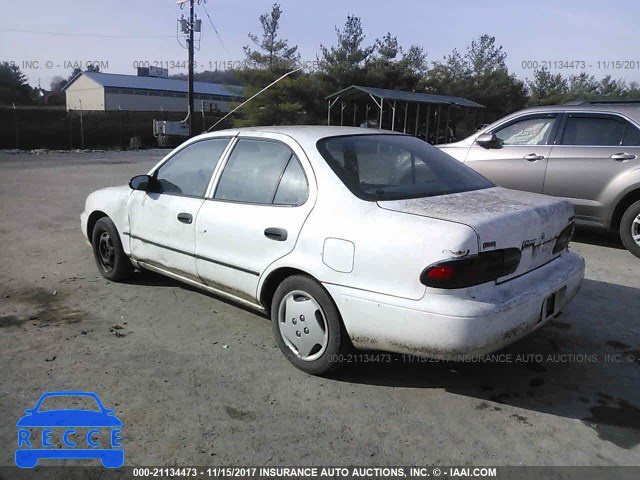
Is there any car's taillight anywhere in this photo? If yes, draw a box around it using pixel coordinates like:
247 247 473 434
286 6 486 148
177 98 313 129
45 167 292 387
420 248 521 289
553 222 575 254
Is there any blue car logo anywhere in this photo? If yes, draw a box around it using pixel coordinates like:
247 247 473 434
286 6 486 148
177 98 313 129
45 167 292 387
16 391 123 468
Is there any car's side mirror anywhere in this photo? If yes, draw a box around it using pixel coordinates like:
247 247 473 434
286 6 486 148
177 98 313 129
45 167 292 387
129 174 152 191
475 133 501 148
24 409 34 414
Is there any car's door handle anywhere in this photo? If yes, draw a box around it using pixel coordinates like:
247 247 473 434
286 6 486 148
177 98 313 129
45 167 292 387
610 152 636 161
177 212 193 224
523 153 545 161
264 227 288 241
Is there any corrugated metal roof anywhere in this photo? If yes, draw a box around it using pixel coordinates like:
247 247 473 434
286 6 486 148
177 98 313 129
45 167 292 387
327 85 484 108
63 71 244 98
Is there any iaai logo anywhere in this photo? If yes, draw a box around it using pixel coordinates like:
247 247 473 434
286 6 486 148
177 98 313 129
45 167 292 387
15 391 123 468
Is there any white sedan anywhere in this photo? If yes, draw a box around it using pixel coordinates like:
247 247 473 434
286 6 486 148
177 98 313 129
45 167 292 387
81 126 585 375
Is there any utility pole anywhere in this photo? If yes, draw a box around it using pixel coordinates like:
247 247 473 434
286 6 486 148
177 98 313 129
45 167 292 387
177 0 202 137
201 100 206 132
187 0 195 136
13 103 18 149
79 99 85 149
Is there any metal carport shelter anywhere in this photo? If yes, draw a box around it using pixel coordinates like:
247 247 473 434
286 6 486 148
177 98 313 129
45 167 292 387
326 85 484 144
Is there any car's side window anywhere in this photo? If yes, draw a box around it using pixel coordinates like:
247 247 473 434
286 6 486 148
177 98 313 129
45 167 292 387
560 115 626 146
493 116 557 146
214 139 308 205
152 138 230 197
622 122 640 146
273 157 309 205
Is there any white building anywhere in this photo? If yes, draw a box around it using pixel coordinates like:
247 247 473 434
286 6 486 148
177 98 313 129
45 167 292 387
62 71 244 113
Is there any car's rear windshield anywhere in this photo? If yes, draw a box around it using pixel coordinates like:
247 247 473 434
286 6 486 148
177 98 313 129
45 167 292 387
316 134 494 201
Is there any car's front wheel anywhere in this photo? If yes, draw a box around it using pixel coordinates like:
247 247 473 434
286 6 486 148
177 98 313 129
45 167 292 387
620 200 640 259
92 217 134 281
271 275 348 375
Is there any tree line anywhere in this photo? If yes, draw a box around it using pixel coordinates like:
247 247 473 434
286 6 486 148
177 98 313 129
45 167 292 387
175 3 640 128
2 3 639 130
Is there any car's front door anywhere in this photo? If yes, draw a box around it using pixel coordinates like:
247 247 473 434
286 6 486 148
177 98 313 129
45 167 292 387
544 112 640 224
128 138 231 281
194 135 314 302
464 113 559 193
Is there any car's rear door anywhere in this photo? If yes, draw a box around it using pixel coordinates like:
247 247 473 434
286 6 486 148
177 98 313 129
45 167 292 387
464 113 560 193
128 138 232 281
194 134 315 303
544 112 640 224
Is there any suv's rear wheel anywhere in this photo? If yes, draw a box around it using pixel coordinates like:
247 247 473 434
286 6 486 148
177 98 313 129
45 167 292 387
271 275 348 375
620 200 640 259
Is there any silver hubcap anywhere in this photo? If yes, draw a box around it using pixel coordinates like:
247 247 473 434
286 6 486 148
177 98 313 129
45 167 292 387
97 231 115 272
277 290 328 361
633 214 640 247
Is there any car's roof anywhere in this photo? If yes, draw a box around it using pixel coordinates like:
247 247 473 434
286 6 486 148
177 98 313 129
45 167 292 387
514 103 640 122
197 125 403 143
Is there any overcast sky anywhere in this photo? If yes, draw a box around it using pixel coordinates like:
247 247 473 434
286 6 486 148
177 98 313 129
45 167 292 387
2 0 640 89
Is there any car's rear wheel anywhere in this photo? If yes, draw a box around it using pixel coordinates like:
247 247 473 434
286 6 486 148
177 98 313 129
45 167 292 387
271 275 347 375
92 217 134 281
620 200 640 259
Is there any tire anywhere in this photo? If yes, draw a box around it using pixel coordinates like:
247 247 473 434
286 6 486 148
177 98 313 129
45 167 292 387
619 200 640 259
271 275 348 375
91 217 134 281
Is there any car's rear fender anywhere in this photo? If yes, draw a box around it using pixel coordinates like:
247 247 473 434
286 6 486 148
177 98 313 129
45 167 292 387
265 198 480 302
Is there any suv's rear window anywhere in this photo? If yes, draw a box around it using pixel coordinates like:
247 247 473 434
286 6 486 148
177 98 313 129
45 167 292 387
316 134 493 201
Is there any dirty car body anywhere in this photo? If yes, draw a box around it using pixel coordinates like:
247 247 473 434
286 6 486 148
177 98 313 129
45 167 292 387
81 126 585 374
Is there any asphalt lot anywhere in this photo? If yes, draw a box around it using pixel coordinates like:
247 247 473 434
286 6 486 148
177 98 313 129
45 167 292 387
0 150 639 470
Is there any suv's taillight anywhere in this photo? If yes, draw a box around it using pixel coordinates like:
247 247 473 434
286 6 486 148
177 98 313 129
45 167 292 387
553 222 575 254
420 248 521 289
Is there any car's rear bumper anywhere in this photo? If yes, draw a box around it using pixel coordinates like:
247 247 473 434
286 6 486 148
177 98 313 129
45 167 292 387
324 251 585 358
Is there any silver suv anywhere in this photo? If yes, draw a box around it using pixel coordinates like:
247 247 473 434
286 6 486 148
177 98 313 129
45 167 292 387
439 101 640 258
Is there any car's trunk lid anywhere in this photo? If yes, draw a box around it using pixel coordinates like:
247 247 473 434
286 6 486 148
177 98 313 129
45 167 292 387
377 187 574 282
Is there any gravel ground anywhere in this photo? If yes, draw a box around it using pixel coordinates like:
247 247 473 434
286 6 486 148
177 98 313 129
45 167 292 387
0 150 639 474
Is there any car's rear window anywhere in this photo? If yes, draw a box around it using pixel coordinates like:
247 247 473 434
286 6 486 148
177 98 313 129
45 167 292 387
316 134 494 201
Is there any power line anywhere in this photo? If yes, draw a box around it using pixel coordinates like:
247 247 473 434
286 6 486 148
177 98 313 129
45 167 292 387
0 27 174 39
201 3 231 60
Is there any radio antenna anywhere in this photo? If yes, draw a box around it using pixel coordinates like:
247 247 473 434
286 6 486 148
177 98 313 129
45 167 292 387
207 67 303 131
